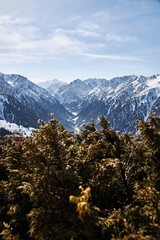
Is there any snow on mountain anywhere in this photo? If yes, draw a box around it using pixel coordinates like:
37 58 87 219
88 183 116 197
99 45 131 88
74 75 160 133
37 79 67 95
0 73 73 130
54 78 109 112
1 72 160 135
0 119 34 137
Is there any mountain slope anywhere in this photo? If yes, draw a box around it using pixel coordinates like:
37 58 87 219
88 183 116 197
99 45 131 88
54 78 109 112
1 73 160 134
75 75 160 133
0 73 73 130
0 119 34 138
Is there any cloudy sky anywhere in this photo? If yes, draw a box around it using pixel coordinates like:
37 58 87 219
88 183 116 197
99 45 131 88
0 0 160 83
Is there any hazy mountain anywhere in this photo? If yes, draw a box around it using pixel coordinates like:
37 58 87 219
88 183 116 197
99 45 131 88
37 79 67 95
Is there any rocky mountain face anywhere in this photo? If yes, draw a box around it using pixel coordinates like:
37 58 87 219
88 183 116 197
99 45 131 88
54 78 109 112
0 72 160 135
77 75 160 133
53 74 160 133
0 73 73 130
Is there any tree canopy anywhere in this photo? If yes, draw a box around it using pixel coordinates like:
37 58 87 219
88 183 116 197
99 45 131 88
0 113 160 239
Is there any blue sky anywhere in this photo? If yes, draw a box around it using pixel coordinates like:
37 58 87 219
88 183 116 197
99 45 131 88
0 0 160 83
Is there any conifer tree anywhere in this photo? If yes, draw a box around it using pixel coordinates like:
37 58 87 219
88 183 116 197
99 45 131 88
0 114 160 239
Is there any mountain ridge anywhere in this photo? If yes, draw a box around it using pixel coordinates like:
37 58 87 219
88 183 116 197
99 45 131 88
73 74 160 133
0 72 73 130
0 72 160 135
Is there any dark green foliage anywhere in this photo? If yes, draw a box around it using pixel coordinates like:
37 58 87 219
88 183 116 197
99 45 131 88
0 113 160 239
0 128 12 140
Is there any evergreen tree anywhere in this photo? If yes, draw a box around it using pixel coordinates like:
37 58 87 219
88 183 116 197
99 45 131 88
0 114 160 239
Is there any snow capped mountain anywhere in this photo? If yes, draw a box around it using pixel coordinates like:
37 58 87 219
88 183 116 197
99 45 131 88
0 73 73 130
1 72 160 135
74 74 160 133
37 79 66 95
54 78 109 112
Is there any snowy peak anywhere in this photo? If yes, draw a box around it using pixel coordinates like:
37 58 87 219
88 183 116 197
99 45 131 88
0 73 57 105
54 78 109 112
109 75 136 88
0 72 73 130
146 74 160 88
37 79 67 95
1 72 160 135
71 74 160 133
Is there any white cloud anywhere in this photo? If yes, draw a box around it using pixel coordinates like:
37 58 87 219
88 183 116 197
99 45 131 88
55 28 100 38
81 53 141 61
0 15 38 47
72 11 139 43
0 14 141 64
0 15 87 62
0 15 31 25
92 11 114 22
71 29 100 37
106 33 138 42
79 21 100 31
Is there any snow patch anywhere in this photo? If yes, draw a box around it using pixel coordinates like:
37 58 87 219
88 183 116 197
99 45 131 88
72 112 78 116
0 120 34 137
7 81 15 87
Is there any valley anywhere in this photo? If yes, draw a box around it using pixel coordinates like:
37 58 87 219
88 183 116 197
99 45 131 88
0 72 160 136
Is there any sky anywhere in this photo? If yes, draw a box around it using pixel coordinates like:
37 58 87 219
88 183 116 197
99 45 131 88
0 0 160 83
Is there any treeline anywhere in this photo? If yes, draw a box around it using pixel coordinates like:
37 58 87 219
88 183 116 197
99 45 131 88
0 114 160 240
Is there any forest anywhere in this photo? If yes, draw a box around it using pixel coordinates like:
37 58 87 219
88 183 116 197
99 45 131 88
0 113 160 240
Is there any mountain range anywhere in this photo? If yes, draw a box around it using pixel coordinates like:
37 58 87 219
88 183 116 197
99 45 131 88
73 75 160 133
0 73 73 132
0 72 160 136
40 74 160 133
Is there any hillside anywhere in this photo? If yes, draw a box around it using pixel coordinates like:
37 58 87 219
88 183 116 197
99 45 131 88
0 73 73 130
